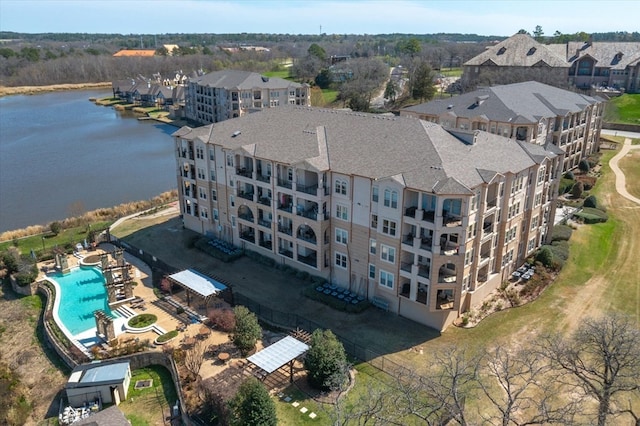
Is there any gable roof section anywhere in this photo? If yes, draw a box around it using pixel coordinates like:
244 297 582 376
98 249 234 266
113 49 155 57
464 34 568 68
566 41 640 69
190 70 305 90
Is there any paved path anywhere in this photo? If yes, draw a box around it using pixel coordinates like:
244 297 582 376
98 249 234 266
609 137 640 206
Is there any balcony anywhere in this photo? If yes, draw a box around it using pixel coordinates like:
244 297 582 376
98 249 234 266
443 213 462 228
297 225 317 245
277 178 292 189
404 206 417 218
418 264 431 278
403 234 415 246
238 213 254 223
256 174 271 183
401 262 412 273
422 210 435 223
278 247 293 258
420 237 433 251
297 183 318 196
258 219 272 228
438 266 457 284
278 204 293 213
297 208 318 221
440 242 459 256
259 239 273 250
258 197 271 206
236 168 253 178
240 231 255 243
298 253 317 268
487 198 498 209
278 224 293 236
238 191 254 202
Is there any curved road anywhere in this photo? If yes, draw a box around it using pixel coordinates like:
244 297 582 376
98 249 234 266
609 137 640 206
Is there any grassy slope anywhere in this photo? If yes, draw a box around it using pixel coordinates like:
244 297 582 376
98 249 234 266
619 150 640 199
119 365 177 426
605 93 640 124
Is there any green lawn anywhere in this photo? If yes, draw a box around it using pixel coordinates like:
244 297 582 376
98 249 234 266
263 70 291 79
119 365 178 426
604 93 640 124
439 67 463 77
0 221 111 256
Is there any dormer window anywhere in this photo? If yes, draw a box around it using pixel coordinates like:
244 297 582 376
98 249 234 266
497 47 506 55
527 47 537 55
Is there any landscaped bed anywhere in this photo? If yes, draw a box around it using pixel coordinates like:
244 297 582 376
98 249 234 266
155 330 178 345
127 314 157 329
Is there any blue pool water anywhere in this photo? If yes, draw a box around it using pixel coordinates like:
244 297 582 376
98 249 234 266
52 266 118 335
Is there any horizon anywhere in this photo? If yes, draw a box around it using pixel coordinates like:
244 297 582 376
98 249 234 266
1 0 639 37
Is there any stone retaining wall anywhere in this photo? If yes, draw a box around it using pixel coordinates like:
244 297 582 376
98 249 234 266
602 122 640 133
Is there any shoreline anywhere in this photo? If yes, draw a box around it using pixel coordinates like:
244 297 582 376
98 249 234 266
0 82 112 97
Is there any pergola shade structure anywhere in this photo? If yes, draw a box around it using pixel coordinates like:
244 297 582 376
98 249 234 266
167 269 228 307
247 335 309 383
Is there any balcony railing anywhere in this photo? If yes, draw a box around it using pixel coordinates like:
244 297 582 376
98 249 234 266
259 240 273 250
297 232 317 245
297 253 317 268
443 214 462 227
258 219 272 228
297 183 318 196
487 198 498 208
279 248 293 258
240 232 255 243
256 174 271 183
420 238 433 251
403 234 415 245
400 262 412 273
404 206 417 218
422 210 435 223
277 179 292 189
297 208 318 221
258 197 271 206
278 225 293 236
238 213 254 223
278 204 293 213
418 265 431 278
238 192 254 201
236 168 253 178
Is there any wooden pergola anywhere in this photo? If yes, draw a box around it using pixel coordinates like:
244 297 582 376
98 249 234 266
167 269 227 308
246 335 309 383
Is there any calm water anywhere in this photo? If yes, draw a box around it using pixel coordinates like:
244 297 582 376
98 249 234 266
51 266 116 335
0 89 177 232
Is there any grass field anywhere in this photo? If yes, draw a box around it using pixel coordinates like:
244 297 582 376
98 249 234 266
263 70 291 79
119 365 178 426
619 149 640 199
604 93 640 124
0 221 111 255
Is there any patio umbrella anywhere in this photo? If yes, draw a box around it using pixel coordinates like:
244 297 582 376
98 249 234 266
198 325 210 336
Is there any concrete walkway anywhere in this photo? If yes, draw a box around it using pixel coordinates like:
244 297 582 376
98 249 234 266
609 138 640 206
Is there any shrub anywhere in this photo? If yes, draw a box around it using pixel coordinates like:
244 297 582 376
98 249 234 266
50 221 62 235
574 207 608 224
304 329 349 391
127 314 157 328
559 178 575 194
157 330 178 343
578 159 590 172
583 195 598 209
208 308 236 332
232 306 261 355
551 224 573 242
535 246 554 268
227 377 277 426
571 181 584 198
564 170 575 180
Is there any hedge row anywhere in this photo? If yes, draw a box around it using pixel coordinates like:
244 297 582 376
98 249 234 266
573 207 608 224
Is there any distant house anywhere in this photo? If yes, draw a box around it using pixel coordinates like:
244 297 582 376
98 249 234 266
400 81 604 172
463 33 640 93
163 44 179 55
65 360 131 407
113 49 156 57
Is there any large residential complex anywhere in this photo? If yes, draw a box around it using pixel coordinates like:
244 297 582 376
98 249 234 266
400 81 604 172
185 70 310 125
173 106 563 330
463 33 640 93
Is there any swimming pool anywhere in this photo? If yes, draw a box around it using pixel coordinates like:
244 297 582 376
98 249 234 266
50 266 118 336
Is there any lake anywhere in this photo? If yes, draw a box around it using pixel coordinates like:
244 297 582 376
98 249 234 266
0 89 177 233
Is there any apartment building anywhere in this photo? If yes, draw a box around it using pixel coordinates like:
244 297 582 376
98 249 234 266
463 33 640 93
400 81 603 172
173 106 563 331
184 70 310 125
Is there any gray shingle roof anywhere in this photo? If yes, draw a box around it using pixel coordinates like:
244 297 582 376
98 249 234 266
177 107 557 195
565 41 640 69
403 81 600 123
464 33 568 68
190 69 304 90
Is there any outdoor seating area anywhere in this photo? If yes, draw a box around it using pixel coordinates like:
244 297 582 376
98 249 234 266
511 264 535 281
129 296 146 310
315 282 365 305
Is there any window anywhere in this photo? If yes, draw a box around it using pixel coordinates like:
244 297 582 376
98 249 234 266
226 154 233 167
384 189 398 208
210 170 216 181
467 223 476 239
197 168 205 180
335 228 348 245
196 146 204 159
231 215 236 228
370 238 377 255
506 226 517 243
511 176 524 194
369 264 376 279
212 189 217 201
336 204 349 221
213 209 219 221
230 195 235 208
200 207 208 218
209 148 215 161
534 192 542 207
463 275 470 291
372 186 379 203
537 167 546 184
382 219 397 236
531 215 538 231
379 270 394 289
470 192 479 212
288 168 293 181
465 247 475 265
527 237 536 252
199 187 207 199
335 252 347 269
381 245 396 263
371 214 378 229
335 179 347 195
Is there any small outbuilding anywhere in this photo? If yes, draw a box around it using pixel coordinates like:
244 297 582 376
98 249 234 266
65 360 131 407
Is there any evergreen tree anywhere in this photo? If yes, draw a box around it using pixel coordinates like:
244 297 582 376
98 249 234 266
228 377 277 426
231 306 261 355
304 329 349 391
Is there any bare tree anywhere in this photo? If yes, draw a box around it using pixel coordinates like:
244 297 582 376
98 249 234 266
478 345 578 425
542 314 640 426
336 57 388 111
184 340 207 379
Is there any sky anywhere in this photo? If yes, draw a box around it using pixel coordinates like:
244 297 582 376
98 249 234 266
1 0 638 37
